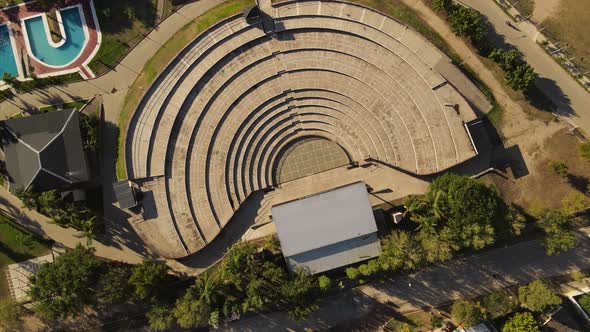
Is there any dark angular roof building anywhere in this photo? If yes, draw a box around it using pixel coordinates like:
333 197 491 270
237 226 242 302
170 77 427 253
0 109 89 193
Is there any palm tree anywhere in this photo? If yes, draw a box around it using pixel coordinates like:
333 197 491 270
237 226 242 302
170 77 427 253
80 215 96 246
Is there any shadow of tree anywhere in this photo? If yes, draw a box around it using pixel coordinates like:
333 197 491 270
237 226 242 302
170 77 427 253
567 174 589 194
176 191 263 269
94 0 157 34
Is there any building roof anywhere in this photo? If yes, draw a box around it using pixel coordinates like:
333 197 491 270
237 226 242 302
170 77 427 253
114 180 138 209
271 181 381 274
0 109 89 192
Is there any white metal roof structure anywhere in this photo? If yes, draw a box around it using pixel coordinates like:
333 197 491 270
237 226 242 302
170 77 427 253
271 181 381 274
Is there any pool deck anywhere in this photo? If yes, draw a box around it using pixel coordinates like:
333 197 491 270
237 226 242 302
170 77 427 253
0 0 100 79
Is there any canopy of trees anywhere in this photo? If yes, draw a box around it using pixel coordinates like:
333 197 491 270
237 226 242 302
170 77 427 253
481 290 518 319
15 188 97 244
578 294 590 315
404 173 507 253
28 245 102 319
451 300 483 327
518 280 562 312
537 209 577 255
171 241 322 329
501 312 540 332
129 258 170 300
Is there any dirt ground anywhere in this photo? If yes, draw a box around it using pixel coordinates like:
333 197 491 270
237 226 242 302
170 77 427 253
531 0 560 22
482 127 590 212
541 0 590 72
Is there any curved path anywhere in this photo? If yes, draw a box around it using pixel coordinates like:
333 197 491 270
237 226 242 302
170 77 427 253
125 0 480 258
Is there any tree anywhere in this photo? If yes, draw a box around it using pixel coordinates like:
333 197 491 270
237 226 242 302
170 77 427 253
173 295 211 329
506 63 536 91
129 258 170 300
147 303 175 331
220 241 258 290
416 227 457 263
429 174 501 250
318 275 332 290
537 209 577 255
505 204 527 237
96 265 133 306
548 160 569 177
15 187 39 210
561 191 587 214
578 294 590 314
400 323 413 332
346 267 360 280
451 300 483 327
37 189 62 216
280 269 320 320
518 280 562 312
0 298 23 331
28 245 101 319
80 113 100 151
432 0 454 12
502 312 539 332
481 290 518 319
447 6 487 45
577 141 590 161
172 272 227 329
488 48 523 71
403 194 437 229
379 230 424 271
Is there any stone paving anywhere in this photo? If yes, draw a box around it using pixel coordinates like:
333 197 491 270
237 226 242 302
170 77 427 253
275 137 350 183
123 0 485 258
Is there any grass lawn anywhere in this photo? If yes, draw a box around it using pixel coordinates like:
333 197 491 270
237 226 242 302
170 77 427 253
0 214 51 298
39 99 88 113
543 0 590 72
0 0 24 6
116 0 254 179
89 0 158 75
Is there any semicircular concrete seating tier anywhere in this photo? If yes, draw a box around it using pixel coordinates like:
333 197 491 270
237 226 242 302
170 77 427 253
125 0 480 258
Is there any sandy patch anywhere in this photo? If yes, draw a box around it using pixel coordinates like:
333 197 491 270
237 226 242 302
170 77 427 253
533 0 560 21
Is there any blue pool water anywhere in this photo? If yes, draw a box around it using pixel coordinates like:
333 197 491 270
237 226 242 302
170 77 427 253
0 25 19 77
24 7 86 66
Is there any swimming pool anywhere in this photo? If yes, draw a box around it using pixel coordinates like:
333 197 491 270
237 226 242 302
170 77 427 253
23 6 87 67
0 25 19 77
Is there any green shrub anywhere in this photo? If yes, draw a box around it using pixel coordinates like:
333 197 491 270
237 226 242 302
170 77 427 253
318 275 332 290
501 312 539 332
518 280 562 312
578 142 590 161
451 300 483 327
578 294 590 314
346 267 360 279
548 160 569 177
482 290 518 319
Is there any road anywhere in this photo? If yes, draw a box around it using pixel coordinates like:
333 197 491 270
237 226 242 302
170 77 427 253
459 0 590 131
223 228 590 331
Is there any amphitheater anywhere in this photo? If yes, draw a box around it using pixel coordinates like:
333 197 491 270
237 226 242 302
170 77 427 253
124 0 488 259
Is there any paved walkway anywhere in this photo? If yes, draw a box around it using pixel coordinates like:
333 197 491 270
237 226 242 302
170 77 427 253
223 227 590 330
0 187 144 264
